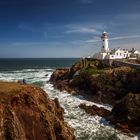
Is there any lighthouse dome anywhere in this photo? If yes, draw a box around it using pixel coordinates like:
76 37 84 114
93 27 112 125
101 31 108 39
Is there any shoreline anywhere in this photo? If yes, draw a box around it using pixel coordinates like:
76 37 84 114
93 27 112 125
50 59 140 136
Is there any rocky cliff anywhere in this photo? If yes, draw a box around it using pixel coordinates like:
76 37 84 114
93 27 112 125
79 93 140 134
50 59 140 134
0 82 75 140
108 93 140 133
50 59 140 104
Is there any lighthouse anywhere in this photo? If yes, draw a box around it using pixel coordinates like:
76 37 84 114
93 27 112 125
93 32 140 60
101 31 109 52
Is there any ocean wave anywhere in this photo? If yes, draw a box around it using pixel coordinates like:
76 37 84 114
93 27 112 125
44 79 138 140
0 68 138 140
0 69 52 84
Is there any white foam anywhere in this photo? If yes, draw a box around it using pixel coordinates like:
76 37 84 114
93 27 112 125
44 78 138 140
0 69 138 140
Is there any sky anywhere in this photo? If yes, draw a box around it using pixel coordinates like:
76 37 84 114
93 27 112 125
0 0 140 58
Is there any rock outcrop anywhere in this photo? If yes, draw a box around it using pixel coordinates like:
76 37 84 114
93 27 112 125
50 68 69 82
108 93 140 133
0 82 75 140
79 104 110 118
79 93 140 134
50 59 140 104
50 59 140 134
50 69 73 93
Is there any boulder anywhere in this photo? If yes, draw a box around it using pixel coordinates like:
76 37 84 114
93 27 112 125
79 104 110 118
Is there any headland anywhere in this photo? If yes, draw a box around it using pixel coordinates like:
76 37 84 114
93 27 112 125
50 58 140 134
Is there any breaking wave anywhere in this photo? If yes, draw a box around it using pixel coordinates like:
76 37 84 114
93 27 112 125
0 69 138 140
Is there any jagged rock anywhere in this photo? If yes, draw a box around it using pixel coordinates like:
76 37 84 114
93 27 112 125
50 59 140 105
79 104 110 118
50 68 69 82
50 69 76 93
108 93 140 133
50 59 140 134
79 93 140 134
0 82 75 140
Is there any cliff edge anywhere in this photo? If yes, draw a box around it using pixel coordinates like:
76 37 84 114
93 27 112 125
50 59 140 104
50 59 140 134
0 82 75 140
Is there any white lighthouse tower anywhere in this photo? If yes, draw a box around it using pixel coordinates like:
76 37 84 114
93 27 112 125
93 31 140 60
101 31 109 52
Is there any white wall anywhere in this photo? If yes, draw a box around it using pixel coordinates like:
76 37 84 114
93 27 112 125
113 49 128 59
101 38 109 52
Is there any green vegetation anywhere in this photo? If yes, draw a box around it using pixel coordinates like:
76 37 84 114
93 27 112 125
83 67 110 75
77 59 111 75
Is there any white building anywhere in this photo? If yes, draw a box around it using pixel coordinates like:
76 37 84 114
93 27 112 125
93 32 140 60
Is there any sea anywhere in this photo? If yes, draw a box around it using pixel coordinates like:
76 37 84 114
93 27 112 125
0 58 138 140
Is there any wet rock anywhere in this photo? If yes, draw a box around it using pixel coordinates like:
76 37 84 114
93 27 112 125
79 104 110 118
79 99 140 134
0 82 75 140
50 59 140 135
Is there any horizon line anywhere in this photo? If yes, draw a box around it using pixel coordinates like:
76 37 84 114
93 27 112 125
0 57 81 59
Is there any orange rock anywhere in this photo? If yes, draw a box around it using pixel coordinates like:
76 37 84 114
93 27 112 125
0 82 75 140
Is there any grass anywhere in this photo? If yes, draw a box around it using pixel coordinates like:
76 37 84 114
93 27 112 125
0 81 36 103
83 67 110 75
0 82 21 93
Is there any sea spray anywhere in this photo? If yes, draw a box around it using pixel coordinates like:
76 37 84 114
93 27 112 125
0 68 138 140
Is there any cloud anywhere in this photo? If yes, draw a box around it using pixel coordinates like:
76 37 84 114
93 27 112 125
18 24 49 39
110 35 140 41
85 39 100 43
18 22 105 41
65 24 101 34
12 42 49 47
18 24 42 33
65 27 97 34
86 35 140 43
8 41 92 58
